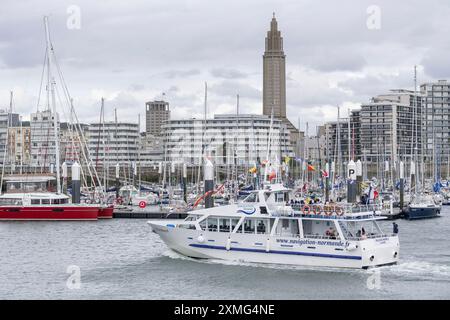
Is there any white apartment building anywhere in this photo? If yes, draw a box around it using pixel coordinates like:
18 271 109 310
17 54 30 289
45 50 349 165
30 109 59 169
421 80 450 163
88 121 139 165
162 114 293 166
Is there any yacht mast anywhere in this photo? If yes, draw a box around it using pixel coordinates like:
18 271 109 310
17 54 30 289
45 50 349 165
44 16 61 194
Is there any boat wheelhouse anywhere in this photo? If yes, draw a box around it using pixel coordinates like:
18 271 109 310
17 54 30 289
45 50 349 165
149 183 400 269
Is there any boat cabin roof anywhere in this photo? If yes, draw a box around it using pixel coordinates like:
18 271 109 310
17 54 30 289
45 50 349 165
3 174 56 183
0 192 69 200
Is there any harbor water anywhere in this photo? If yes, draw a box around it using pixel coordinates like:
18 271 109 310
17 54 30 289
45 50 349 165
1 208 450 299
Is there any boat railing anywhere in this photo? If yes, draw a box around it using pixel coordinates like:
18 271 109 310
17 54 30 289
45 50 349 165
291 203 381 216
345 233 396 241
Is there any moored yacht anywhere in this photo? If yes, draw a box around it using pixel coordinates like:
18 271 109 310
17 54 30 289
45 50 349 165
0 175 100 220
149 183 400 269
405 193 441 220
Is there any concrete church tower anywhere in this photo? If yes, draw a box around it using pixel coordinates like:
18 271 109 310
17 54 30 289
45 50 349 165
263 13 286 118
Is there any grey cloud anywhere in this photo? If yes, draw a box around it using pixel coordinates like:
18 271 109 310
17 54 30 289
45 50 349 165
210 68 248 79
158 69 201 79
209 80 261 100
422 46 450 79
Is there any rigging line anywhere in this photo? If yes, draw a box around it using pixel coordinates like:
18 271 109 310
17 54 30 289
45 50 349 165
53 47 104 194
36 48 48 112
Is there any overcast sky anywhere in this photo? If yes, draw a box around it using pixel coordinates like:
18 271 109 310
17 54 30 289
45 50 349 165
1 0 450 134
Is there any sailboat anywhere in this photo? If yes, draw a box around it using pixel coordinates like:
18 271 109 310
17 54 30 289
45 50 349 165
405 66 440 220
0 16 112 220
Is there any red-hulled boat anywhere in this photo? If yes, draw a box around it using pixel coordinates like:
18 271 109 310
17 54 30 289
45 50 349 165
98 205 114 219
0 175 101 221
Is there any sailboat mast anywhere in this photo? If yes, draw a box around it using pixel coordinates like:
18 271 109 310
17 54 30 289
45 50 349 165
44 17 61 193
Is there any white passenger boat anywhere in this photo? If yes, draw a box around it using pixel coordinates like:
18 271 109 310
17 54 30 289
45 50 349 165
149 183 400 269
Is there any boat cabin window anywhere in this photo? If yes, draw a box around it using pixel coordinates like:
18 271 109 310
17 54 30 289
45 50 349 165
219 218 231 232
42 199 50 205
31 199 40 205
303 219 338 239
178 223 196 230
185 214 200 222
243 193 259 203
203 217 238 232
207 217 218 232
6 181 50 193
275 192 287 203
338 220 383 240
0 198 23 205
231 218 240 232
274 218 300 237
237 218 256 234
256 219 269 234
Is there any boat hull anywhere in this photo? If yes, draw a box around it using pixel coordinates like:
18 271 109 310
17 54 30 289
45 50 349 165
149 222 400 269
405 206 440 220
0 205 99 220
98 205 114 219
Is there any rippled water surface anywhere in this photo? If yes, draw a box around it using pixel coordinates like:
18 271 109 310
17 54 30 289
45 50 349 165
1 208 450 299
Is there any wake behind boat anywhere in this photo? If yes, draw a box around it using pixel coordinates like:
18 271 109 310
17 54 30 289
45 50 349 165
149 183 400 269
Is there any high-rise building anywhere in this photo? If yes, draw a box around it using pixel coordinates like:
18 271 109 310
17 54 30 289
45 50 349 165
7 120 31 167
88 121 139 165
263 13 286 119
262 14 299 153
30 109 59 169
59 122 89 163
420 80 450 164
146 100 170 136
324 119 351 176
0 110 19 160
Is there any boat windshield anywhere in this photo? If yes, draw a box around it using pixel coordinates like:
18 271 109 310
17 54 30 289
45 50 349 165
6 181 50 193
184 214 200 222
0 198 23 205
243 192 259 203
338 220 386 240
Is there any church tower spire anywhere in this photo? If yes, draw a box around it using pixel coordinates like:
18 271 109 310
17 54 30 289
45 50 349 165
263 13 286 118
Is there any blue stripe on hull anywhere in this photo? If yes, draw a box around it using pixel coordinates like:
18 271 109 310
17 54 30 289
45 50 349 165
189 243 362 260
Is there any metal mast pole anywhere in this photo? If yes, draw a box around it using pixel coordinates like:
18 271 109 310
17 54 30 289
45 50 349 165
44 17 61 194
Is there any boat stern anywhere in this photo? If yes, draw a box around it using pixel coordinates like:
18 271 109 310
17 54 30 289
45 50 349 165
360 235 400 268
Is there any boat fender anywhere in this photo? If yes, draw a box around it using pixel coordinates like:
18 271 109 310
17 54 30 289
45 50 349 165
265 238 270 252
324 205 333 216
301 205 310 215
226 238 231 251
197 235 205 243
335 206 344 216
345 242 357 251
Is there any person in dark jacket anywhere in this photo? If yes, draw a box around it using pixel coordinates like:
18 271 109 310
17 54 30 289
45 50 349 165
393 222 399 234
